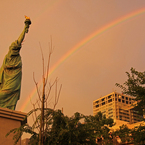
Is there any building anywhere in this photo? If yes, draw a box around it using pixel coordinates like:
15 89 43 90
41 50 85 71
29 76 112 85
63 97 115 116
0 107 27 145
93 92 143 124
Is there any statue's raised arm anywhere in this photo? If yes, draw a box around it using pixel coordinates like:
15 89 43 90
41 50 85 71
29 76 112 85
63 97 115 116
0 16 31 110
17 16 31 45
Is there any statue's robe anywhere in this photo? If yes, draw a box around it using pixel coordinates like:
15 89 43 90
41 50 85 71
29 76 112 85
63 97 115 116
0 40 22 110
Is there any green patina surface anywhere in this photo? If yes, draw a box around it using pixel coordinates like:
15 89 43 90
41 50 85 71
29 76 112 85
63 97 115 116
0 19 31 110
0 41 22 110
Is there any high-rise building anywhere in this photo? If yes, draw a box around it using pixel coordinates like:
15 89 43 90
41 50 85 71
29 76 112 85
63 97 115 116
93 92 142 124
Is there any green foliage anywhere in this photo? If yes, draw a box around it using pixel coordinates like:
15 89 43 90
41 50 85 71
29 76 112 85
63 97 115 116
112 124 145 145
6 124 36 145
7 110 114 145
131 125 145 145
84 111 114 143
115 67 145 144
113 125 131 143
7 107 145 145
116 67 145 115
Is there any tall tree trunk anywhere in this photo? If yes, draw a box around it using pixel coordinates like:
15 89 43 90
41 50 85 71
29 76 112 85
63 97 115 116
39 78 45 145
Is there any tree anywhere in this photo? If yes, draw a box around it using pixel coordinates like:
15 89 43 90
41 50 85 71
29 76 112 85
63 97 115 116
111 124 145 145
131 124 145 145
6 110 115 145
113 125 132 144
6 38 62 145
6 38 116 144
116 67 145 115
115 67 145 144
32 39 62 145
84 112 114 145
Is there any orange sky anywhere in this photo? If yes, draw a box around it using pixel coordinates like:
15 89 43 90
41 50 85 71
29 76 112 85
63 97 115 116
1 0 145 139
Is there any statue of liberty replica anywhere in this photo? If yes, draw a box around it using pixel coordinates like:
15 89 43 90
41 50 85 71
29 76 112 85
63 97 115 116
0 16 31 110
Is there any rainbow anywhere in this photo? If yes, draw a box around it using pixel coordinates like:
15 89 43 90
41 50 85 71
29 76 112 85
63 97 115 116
19 7 145 112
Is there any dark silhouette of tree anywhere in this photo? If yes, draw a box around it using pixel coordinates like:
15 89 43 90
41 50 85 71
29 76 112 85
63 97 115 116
116 67 145 115
6 110 115 145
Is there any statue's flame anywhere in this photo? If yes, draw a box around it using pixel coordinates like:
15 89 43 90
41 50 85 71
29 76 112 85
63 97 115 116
25 15 30 20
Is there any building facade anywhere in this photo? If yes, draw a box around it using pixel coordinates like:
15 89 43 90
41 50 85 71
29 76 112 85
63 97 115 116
93 92 142 124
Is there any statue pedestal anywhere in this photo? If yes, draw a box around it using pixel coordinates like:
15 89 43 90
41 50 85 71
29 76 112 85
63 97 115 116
0 107 27 145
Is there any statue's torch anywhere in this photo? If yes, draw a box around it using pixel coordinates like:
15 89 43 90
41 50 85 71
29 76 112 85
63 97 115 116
24 16 31 33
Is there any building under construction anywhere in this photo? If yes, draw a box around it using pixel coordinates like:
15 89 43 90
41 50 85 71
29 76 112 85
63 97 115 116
93 92 142 124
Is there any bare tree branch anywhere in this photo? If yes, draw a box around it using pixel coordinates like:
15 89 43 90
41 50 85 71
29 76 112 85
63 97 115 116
31 38 62 145
45 78 58 102
30 97 40 132
45 36 54 85
53 81 62 110
39 42 45 80
36 98 41 108
33 72 42 102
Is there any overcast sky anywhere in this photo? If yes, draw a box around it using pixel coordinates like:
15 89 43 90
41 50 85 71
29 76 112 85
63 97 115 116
1 0 145 138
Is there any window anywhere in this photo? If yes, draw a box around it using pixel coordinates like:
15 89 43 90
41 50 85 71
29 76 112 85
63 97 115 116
124 119 130 122
126 97 128 100
108 112 113 115
102 102 105 106
126 101 128 104
125 116 129 119
119 108 129 112
129 98 131 101
129 102 131 104
108 95 111 99
119 112 129 116
122 96 124 99
102 98 105 101
96 105 99 108
108 99 112 103
108 108 113 112
95 101 99 104
118 99 121 102
119 115 122 119
108 115 113 118
122 100 125 103
115 98 117 101
108 107 112 110
102 110 106 113
115 94 117 97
